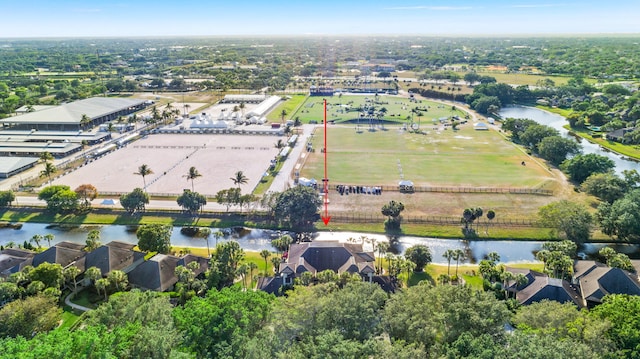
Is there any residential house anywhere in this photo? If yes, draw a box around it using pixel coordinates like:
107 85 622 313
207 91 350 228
82 241 146 278
605 127 633 143
0 248 34 277
257 241 379 294
7 241 87 274
505 267 584 308
573 260 640 307
127 253 208 292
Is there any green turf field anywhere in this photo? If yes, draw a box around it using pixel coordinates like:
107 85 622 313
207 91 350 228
300 124 554 188
292 94 467 124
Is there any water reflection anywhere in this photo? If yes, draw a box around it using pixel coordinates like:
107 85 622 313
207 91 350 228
3 224 640 263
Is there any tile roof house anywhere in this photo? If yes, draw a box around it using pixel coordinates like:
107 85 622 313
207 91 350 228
257 241 379 294
573 260 640 307
83 241 146 277
506 267 585 308
127 253 209 292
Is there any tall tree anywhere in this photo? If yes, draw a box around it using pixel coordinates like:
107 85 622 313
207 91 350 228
0 295 62 338
539 200 593 243
136 224 172 254
381 200 405 230
231 170 249 188
119 188 149 214
85 229 101 251
43 233 54 248
443 249 455 276
63 266 81 293
260 249 271 275
39 162 57 185
134 164 153 190
207 241 245 289
405 245 432 272
30 234 43 249
74 184 98 209
39 151 54 164
184 166 202 191
200 228 212 257
176 189 207 215
453 249 466 277
274 186 321 230
107 270 128 292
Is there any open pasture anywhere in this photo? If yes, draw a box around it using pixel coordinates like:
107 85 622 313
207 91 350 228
300 124 554 189
52 134 280 196
293 94 467 124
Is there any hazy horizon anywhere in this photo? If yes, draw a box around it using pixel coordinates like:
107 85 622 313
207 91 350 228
3 0 639 38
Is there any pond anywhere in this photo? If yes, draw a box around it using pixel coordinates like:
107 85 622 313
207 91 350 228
3 223 639 264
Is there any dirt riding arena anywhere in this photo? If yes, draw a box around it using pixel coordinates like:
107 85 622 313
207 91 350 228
52 133 280 196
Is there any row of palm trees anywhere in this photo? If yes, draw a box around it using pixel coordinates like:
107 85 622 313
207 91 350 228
133 164 249 193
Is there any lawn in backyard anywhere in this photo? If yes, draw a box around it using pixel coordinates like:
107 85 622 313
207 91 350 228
300 124 554 188
292 94 467 124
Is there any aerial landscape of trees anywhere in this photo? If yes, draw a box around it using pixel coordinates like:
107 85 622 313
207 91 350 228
2 33 640 358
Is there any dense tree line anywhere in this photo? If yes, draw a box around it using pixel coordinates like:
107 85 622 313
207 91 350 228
2 281 639 358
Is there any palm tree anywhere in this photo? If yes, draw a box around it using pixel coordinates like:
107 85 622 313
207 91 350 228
184 166 202 191
443 249 455 276
274 139 285 149
377 242 389 274
248 262 258 288
39 151 53 164
40 162 57 184
107 270 128 292
85 229 101 251
44 234 54 248
231 171 248 188
474 207 483 232
200 228 211 257
260 250 271 275
270 256 281 274
134 164 153 190
184 104 191 117
95 278 109 300
237 263 249 289
30 234 43 249
64 266 81 294
453 249 465 277
85 266 102 283
280 109 288 124
213 230 223 247
80 114 91 130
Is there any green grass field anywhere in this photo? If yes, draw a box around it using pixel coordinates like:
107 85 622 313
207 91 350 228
266 94 308 122
292 94 467 124
300 125 554 188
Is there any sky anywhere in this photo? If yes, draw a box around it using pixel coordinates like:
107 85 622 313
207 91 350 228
2 0 639 38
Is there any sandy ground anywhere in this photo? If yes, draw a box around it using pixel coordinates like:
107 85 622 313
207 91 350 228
51 133 280 196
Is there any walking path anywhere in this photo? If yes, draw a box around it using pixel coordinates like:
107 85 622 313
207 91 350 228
65 290 92 312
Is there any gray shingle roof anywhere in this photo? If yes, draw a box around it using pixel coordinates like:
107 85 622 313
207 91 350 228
127 254 181 292
516 276 584 308
83 241 146 276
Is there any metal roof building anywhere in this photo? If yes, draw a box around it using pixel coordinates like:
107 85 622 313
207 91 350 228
0 97 149 131
0 157 39 179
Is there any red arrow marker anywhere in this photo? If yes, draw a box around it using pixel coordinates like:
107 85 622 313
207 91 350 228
321 99 331 225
